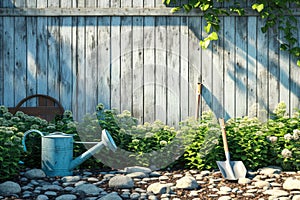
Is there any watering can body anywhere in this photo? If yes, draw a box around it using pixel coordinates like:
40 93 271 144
22 129 117 177
42 134 74 176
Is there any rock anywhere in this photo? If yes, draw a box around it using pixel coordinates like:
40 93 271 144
108 175 134 189
36 194 49 200
61 176 81 183
148 194 158 200
44 191 57 196
263 189 289 197
283 177 300 190
255 181 271 188
238 178 251 184
220 186 232 192
159 175 169 181
293 195 300 200
0 181 21 196
243 193 255 197
258 166 281 176
124 166 152 174
87 177 99 182
176 176 199 190
55 194 77 200
75 183 103 195
130 192 140 200
99 192 122 200
149 171 161 177
74 180 87 187
126 172 148 179
217 191 230 195
200 170 211 176
147 182 172 194
41 185 63 191
24 169 46 179
218 196 232 200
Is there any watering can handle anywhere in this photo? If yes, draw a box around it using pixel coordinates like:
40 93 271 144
22 129 45 152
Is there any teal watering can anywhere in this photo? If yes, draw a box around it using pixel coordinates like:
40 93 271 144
22 129 117 177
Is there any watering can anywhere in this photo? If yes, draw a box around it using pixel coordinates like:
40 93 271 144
22 129 117 177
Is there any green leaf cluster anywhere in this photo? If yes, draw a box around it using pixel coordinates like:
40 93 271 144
180 102 300 171
2 100 300 179
0 126 23 180
165 0 300 66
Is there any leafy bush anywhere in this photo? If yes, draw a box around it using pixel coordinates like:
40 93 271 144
0 126 23 180
260 102 300 170
180 102 300 171
178 111 221 170
1 101 300 179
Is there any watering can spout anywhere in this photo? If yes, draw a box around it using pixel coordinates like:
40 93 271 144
69 129 117 171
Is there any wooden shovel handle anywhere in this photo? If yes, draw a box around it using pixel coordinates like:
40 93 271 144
219 118 229 153
195 82 202 120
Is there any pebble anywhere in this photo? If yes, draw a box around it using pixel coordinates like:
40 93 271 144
255 180 271 188
238 177 251 184
2 166 300 199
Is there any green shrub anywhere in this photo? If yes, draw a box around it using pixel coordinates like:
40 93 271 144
177 111 221 170
177 102 300 171
261 102 300 170
0 126 23 180
2 101 300 177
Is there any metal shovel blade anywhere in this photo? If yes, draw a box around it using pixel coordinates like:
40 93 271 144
216 160 247 180
217 118 247 180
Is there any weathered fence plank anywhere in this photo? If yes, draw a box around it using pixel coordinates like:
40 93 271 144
201 16 213 115
85 17 98 113
180 17 189 120
110 17 121 111
4 7 300 17
47 16 60 101
247 16 257 117
212 16 224 119
235 17 247 117
144 17 155 123
132 16 144 123
120 16 133 113
59 17 73 111
11 17 27 104
1 1 300 125
76 17 86 120
97 16 111 109
71 17 78 117
268 25 280 113
26 16 37 106
188 16 201 119
155 16 167 123
36 16 48 95
167 17 180 126
290 16 300 111
0 16 3 104
257 18 269 121
224 16 235 119
3 17 14 107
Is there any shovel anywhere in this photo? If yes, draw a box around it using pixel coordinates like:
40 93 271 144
216 118 247 180
195 80 202 120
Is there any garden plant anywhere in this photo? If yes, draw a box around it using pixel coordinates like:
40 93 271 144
0 102 300 181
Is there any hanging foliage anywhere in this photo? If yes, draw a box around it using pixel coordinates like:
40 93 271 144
165 0 300 66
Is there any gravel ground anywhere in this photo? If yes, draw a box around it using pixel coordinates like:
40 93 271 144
1 166 300 200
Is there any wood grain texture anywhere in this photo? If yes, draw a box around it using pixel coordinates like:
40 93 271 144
26 16 37 106
155 17 167 124
0 2 300 125
132 16 144 123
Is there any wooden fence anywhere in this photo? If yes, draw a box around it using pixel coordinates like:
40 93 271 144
0 0 300 126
